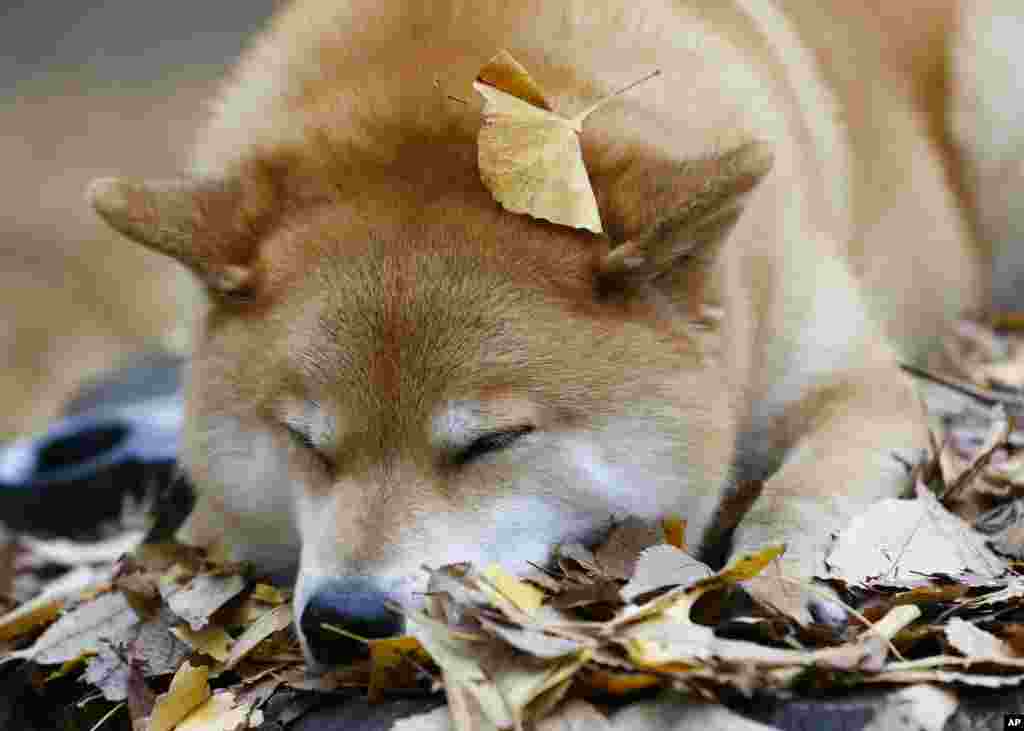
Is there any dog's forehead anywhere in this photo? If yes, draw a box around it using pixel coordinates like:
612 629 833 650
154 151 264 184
271 202 607 407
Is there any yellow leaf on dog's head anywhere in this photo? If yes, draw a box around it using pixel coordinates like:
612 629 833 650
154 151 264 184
476 51 553 113
473 50 659 234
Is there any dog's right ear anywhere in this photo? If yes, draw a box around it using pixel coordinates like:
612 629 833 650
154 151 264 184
86 176 260 296
592 141 773 317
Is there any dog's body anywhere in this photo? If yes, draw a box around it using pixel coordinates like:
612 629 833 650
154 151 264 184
89 0 1013 658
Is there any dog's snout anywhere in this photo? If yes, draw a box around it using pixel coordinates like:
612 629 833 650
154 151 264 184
300 578 404 665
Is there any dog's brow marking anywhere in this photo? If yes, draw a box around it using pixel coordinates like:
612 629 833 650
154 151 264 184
433 402 489 447
432 399 540 449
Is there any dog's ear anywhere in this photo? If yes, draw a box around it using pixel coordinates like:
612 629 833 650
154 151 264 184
86 176 261 296
593 141 773 316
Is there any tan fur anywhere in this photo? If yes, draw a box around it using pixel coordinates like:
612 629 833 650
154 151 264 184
85 0 1023 650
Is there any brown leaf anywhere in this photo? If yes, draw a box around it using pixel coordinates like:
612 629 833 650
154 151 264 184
594 518 664 580
160 566 247 632
132 607 194 676
0 531 14 600
18 591 139 665
0 565 110 643
223 603 293 670
556 543 602 578
126 655 156 731
577 667 662 696
661 517 687 552
368 635 431 701
942 405 1014 507
548 580 623 611
476 615 583 658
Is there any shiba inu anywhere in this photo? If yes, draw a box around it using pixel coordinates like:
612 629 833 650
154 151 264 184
87 0 1009 664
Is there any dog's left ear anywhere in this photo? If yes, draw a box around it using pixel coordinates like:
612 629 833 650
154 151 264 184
593 141 773 316
86 176 261 296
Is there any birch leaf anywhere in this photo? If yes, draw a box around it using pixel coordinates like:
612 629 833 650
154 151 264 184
474 51 657 234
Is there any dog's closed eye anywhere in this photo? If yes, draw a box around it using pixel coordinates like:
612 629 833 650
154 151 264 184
452 425 535 466
285 424 335 470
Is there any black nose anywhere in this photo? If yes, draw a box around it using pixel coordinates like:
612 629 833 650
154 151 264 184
300 578 404 664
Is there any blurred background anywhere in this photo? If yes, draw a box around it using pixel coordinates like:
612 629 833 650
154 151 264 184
0 0 278 439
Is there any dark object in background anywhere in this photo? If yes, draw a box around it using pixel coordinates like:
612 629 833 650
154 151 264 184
0 354 191 538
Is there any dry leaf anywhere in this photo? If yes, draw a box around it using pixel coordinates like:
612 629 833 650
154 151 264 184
481 564 545 615
555 544 602 577
548 580 622 610
595 518 664 580
175 690 259 731
474 51 603 233
251 584 288 605
171 624 234 663
866 669 1024 686
984 453 1024 486
944 617 1024 665
826 489 1007 585
474 51 658 234
161 567 247 632
85 644 134 701
148 660 212 731
661 517 687 552
234 674 285 715
223 603 293 670
858 685 958 731
578 667 661 696
961 575 1024 608
942 404 1014 506
127 655 157 730
130 607 194 676
21 531 145 567
0 564 110 643
476 615 583 658
403 609 507 726
620 545 711 602
368 635 431 701
17 591 139 665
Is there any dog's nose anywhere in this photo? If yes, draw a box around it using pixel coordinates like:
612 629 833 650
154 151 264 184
300 578 404 664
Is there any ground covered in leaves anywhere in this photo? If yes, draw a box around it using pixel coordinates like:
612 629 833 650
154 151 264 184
4 318 1024 731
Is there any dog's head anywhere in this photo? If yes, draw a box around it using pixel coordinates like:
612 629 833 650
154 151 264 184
88 138 770 665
